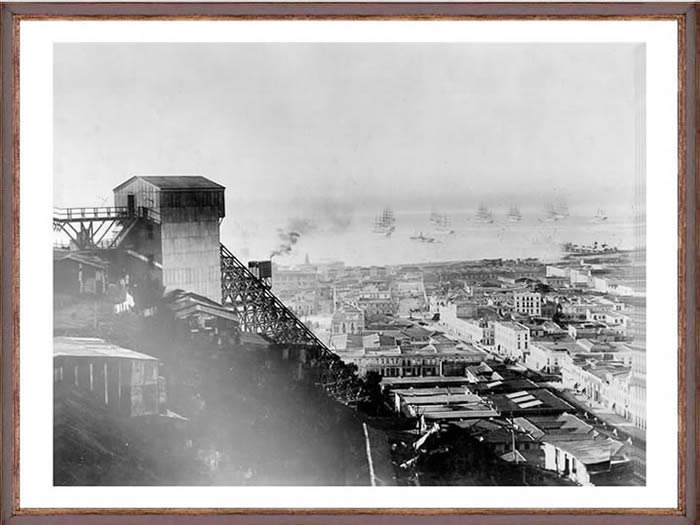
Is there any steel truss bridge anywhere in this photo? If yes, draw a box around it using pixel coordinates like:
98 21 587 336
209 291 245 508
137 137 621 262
221 243 368 405
52 206 367 405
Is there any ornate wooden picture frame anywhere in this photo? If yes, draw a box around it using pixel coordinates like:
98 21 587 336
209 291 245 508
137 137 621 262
0 2 696 523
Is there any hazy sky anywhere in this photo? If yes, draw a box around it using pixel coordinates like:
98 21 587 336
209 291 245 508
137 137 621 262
54 43 644 262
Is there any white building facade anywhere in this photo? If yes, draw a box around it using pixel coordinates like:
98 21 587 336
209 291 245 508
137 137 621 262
513 291 542 316
494 321 530 361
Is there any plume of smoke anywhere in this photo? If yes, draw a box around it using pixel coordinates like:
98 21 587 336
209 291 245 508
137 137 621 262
268 203 354 258
270 217 317 258
288 217 317 235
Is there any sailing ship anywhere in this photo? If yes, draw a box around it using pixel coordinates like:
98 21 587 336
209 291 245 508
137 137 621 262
474 203 494 224
373 207 396 236
410 232 437 243
507 205 522 223
431 212 455 234
541 200 568 222
554 199 569 220
593 209 608 222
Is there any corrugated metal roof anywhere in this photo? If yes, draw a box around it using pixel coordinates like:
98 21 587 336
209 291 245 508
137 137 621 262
382 376 473 386
54 337 158 361
173 303 239 323
489 389 573 413
500 450 527 463
394 386 470 396
548 437 625 465
53 250 109 269
423 408 500 420
114 175 225 192
400 394 480 405
518 399 544 409
506 390 530 399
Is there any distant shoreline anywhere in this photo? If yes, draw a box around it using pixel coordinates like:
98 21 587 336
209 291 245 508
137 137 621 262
277 248 641 272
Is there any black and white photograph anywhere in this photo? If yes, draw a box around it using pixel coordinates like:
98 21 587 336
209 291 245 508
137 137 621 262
48 38 653 490
49 38 651 490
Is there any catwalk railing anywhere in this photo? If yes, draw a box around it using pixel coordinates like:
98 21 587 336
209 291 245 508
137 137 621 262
53 206 160 249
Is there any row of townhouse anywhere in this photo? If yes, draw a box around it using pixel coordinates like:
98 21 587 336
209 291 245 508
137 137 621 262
493 321 530 361
561 354 632 417
439 302 542 362
437 303 495 346
546 265 643 297
391 378 633 486
470 412 632 487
